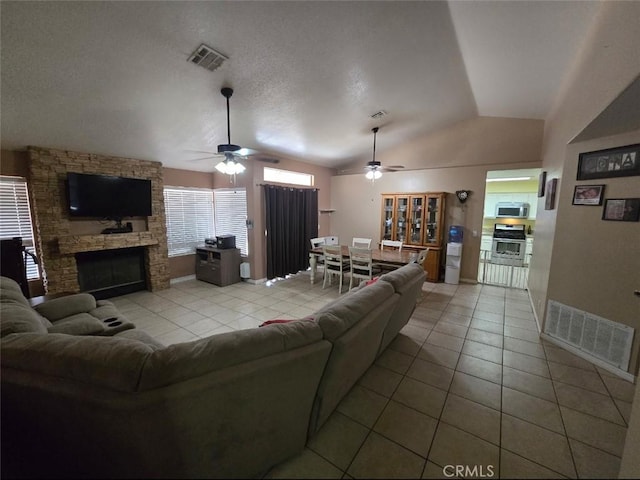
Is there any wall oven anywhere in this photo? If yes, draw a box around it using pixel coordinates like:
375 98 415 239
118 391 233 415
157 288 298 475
491 224 526 266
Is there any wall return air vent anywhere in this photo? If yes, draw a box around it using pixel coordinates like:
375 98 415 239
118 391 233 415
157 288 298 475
187 44 228 72
544 299 634 372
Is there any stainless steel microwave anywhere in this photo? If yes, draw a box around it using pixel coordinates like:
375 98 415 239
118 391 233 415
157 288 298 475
495 202 529 218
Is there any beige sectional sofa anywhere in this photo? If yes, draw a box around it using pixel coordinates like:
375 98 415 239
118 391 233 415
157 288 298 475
1 263 425 479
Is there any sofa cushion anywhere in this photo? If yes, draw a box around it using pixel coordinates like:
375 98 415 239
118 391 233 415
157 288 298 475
0 303 49 337
313 280 395 341
115 329 165 350
379 263 425 294
0 276 31 307
47 313 106 335
34 293 97 322
0 332 155 392
139 319 324 390
89 301 124 320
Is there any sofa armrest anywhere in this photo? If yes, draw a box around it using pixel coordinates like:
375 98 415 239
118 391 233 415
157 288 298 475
33 294 97 322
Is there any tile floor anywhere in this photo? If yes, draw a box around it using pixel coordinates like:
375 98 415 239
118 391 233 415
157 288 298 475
110 273 635 479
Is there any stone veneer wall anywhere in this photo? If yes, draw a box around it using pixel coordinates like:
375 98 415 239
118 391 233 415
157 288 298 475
27 146 170 294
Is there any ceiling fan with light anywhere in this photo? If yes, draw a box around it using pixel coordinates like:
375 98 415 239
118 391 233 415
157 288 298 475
188 87 279 177
341 126 404 181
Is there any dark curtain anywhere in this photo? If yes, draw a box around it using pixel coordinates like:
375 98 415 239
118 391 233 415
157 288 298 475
264 185 318 279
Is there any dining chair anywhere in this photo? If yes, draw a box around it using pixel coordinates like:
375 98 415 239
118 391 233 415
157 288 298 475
324 236 339 245
310 237 327 270
352 237 372 249
348 247 374 291
380 239 403 252
323 245 350 293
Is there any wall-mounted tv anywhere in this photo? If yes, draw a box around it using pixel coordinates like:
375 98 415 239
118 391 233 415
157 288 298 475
66 172 152 219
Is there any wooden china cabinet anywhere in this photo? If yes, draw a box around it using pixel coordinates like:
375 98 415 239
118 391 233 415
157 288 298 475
380 192 446 282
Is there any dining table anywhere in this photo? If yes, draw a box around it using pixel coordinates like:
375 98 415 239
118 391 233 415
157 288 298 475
308 245 415 284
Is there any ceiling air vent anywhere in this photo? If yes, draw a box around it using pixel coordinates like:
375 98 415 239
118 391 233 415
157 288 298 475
370 110 387 119
187 44 228 72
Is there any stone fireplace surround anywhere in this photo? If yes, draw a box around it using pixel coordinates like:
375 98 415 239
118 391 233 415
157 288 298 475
27 146 170 295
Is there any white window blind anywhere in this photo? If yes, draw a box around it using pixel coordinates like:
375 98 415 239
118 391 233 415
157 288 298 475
0 176 40 279
163 187 215 256
214 188 248 255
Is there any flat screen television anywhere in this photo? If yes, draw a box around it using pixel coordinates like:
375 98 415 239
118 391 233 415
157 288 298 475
66 172 152 219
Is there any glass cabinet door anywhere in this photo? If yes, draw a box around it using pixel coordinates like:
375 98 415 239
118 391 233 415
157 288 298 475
424 195 442 245
381 196 394 240
408 196 424 245
395 196 409 243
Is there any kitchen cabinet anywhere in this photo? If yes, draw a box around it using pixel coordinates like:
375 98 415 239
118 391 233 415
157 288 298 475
481 235 493 261
380 192 446 282
525 237 534 259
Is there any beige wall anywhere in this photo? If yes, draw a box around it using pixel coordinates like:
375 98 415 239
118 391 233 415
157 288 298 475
547 131 640 372
331 117 544 282
0 149 29 178
527 1 640 374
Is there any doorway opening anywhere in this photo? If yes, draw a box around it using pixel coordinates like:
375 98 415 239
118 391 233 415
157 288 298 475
478 168 541 289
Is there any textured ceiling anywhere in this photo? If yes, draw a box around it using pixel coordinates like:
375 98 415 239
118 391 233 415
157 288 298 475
1 1 601 172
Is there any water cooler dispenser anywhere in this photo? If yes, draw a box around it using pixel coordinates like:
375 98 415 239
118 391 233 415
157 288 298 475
445 225 463 285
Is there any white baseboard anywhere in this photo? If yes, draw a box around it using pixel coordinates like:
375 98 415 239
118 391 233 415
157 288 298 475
540 332 636 383
170 274 196 284
243 277 267 285
527 288 542 333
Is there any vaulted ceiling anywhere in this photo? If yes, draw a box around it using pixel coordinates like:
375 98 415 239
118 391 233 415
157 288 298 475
1 1 602 172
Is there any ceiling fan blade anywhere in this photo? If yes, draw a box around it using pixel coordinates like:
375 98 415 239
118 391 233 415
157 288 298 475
185 149 218 155
253 157 280 164
382 165 405 172
187 155 221 162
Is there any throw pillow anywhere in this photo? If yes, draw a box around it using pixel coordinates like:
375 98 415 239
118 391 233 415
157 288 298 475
259 319 296 327
365 276 380 286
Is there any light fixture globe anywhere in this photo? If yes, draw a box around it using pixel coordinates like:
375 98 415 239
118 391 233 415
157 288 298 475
215 152 246 175
365 127 383 182
216 87 246 176
365 169 382 180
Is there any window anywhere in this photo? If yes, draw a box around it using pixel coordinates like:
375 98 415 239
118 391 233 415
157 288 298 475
163 187 214 256
213 188 248 256
0 176 39 279
264 167 314 187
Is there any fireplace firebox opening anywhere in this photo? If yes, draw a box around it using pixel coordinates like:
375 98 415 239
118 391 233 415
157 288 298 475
75 247 147 299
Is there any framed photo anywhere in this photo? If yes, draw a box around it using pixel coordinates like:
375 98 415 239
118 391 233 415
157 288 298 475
602 198 640 222
577 143 640 180
572 184 605 206
544 178 557 210
538 171 547 197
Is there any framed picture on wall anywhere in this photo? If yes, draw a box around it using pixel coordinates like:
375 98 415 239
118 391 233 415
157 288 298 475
577 144 640 180
545 178 557 210
572 184 605 206
602 198 640 221
538 171 547 197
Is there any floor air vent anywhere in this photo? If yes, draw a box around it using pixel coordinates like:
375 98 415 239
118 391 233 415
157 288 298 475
544 300 634 371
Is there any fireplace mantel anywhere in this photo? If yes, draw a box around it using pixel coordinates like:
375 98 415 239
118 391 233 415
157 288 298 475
58 232 159 255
